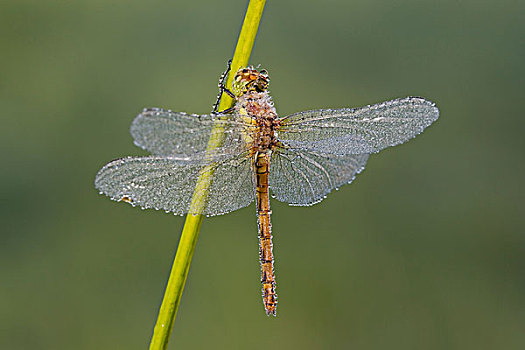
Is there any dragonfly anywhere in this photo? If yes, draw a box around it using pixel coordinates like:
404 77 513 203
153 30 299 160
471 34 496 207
94 63 439 316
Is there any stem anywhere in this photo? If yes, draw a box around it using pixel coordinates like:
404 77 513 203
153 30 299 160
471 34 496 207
148 1 266 349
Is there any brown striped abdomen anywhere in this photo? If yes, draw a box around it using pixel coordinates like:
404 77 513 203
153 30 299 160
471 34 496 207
254 152 277 316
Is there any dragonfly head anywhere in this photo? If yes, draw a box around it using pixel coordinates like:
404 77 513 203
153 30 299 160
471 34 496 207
231 67 270 97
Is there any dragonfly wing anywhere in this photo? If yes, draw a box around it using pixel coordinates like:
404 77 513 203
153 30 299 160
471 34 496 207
278 97 439 155
269 148 369 206
94 153 254 216
131 108 249 157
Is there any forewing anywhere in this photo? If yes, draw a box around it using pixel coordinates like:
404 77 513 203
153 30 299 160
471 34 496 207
131 108 250 157
94 153 254 216
270 148 369 206
278 97 439 155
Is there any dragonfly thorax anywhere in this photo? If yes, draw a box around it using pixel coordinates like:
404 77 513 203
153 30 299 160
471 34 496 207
236 90 280 154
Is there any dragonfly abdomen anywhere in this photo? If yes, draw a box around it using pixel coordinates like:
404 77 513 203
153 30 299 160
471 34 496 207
253 152 277 316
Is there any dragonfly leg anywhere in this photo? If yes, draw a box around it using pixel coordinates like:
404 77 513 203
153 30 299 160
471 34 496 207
212 59 236 114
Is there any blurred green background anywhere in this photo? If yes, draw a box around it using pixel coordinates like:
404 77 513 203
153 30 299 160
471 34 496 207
2 0 524 349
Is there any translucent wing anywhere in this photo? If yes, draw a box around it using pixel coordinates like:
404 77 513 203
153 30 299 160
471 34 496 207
94 153 254 216
130 108 251 157
269 148 369 206
278 97 439 155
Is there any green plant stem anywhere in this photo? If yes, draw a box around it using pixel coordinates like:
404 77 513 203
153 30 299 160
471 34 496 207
148 1 266 349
